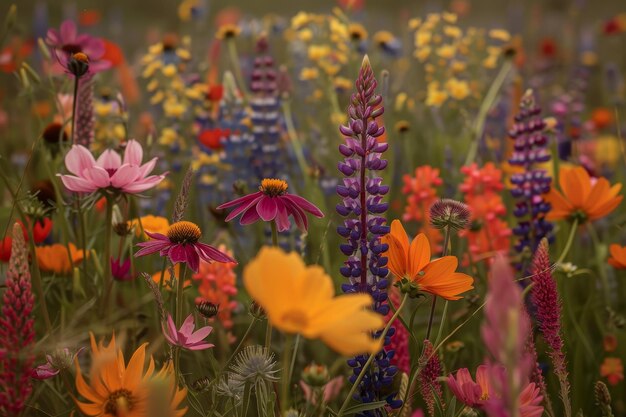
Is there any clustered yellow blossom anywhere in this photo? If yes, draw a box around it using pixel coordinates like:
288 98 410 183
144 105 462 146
409 12 511 108
141 35 211 147
92 90 127 152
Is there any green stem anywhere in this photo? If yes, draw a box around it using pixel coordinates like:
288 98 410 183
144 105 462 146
280 334 294 415
271 221 278 246
100 197 114 316
426 226 451 341
464 59 513 167
176 263 188 327
336 293 409 417
556 218 579 265
265 221 279 349
224 317 258 370
586 222 610 303
70 75 81 145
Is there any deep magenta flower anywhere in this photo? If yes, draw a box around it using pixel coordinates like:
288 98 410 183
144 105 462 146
163 313 214 350
45 20 111 74
216 178 324 232
58 139 166 194
111 257 133 281
135 221 236 273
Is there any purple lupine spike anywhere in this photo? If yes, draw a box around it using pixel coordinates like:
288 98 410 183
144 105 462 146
509 90 553 267
0 224 36 416
337 55 398 415
530 239 571 416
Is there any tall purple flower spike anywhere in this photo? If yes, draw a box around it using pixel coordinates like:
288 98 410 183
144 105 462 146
509 90 553 268
336 56 399 415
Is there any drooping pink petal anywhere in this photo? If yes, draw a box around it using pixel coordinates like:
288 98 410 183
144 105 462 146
58 175 97 193
283 194 324 217
168 244 188 264
274 199 292 231
217 191 263 210
144 231 169 241
96 149 122 170
224 195 264 222
135 240 170 257
110 164 141 189
240 205 262 225
196 243 236 264
123 139 143 166
186 341 215 351
186 245 200 272
256 196 278 221
282 198 308 231
65 145 97 177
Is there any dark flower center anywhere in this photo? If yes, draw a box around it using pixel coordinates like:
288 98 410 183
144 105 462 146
167 221 202 244
61 44 83 55
105 168 118 177
104 389 135 417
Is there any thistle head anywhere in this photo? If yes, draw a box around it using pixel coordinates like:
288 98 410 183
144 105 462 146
429 199 471 232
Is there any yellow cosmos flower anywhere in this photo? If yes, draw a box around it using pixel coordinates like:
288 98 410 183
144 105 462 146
244 247 384 356
75 333 187 417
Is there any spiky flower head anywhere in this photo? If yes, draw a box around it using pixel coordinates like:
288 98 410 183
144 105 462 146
594 381 614 417
429 199 471 231
229 345 280 388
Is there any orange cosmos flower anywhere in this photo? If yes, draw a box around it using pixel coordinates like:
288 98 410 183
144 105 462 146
382 220 474 300
608 244 626 269
75 333 187 417
36 243 86 275
545 166 622 223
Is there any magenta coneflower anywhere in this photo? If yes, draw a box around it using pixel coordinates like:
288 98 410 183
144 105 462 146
45 20 111 74
135 221 236 272
216 178 324 232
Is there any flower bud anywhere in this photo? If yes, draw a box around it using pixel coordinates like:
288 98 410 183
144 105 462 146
302 363 329 387
429 198 471 232
197 301 219 319
68 52 90 78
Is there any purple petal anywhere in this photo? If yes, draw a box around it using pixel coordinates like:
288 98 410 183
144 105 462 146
256 196 278 221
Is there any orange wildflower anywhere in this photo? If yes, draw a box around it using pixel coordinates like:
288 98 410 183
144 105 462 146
608 244 626 269
383 220 474 300
600 357 624 386
36 243 86 275
75 333 187 416
545 166 622 223
152 264 192 290
193 245 238 329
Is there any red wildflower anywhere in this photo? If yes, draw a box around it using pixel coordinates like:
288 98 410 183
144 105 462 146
198 128 229 150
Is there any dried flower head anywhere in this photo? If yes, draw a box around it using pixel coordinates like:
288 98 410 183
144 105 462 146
196 301 219 319
229 345 280 388
429 198 471 231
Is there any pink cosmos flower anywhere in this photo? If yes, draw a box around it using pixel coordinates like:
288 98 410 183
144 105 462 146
447 365 491 407
58 139 166 194
216 178 324 232
31 347 85 380
135 221 236 273
163 313 214 350
299 376 344 405
46 20 111 74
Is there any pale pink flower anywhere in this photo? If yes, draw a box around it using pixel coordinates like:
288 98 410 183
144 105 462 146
446 365 491 407
58 139 166 194
163 314 214 351
299 376 344 405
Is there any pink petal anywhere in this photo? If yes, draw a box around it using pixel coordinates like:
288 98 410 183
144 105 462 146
256 196 278 221
65 145 96 176
135 241 169 257
46 29 60 46
196 243 237 264
186 245 200 272
83 167 111 188
60 20 77 43
283 194 324 217
187 325 213 344
224 195 263 222
110 164 141 189
185 342 215 351
168 244 188 264
144 231 169 241
123 139 143 166
121 175 165 193
138 157 157 177
283 199 308 231
274 199 292 232
96 149 122 170
217 191 263 210
58 174 97 193
180 314 196 338
240 204 262 225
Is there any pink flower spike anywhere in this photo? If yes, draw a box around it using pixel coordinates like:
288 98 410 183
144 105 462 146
162 314 214 351
58 140 166 195
217 178 323 232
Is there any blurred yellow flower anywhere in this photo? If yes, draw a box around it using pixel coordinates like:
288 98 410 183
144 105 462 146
445 78 470 100
426 83 448 107
444 25 462 38
348 23 368 41
415 31 432 48
442 12 457 23
163 100 186 118
489 29 511 42
215 24 241 40
244 247 384 355
414 47 431 62
291 11 311 29
161 64 177 77
299 67 320 81
298 28 313 42
436 44 456 59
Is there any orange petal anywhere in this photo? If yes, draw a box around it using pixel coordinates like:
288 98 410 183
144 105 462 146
389 220 409 254
384 234 408 279
408 233 431 279
419 257 474 300
567 166 591 207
